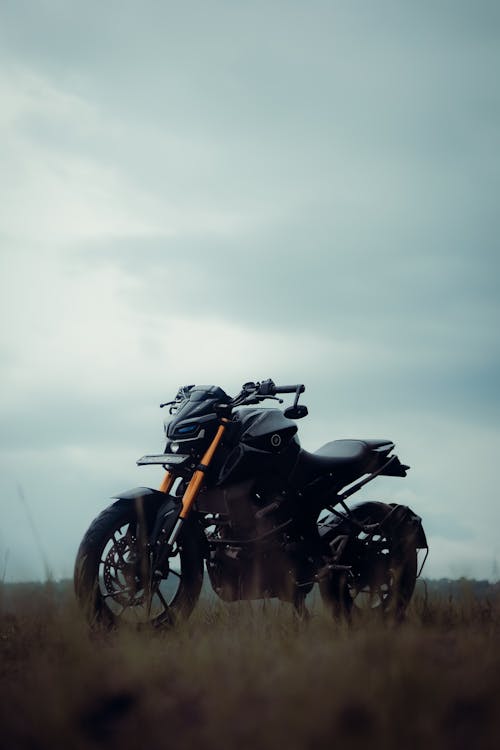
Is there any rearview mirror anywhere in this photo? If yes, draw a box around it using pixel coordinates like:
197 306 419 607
284 405 308 420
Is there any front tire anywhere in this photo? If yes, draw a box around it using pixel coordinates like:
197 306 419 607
74 498 203 628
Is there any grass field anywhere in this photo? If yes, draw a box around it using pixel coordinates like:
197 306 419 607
0 580 499 750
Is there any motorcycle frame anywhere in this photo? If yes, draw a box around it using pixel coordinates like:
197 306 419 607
318 454 400 521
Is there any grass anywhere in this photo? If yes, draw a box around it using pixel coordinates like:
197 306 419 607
0 582 499 750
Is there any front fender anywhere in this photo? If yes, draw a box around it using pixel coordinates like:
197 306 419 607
112 486 182 545
112 486 174 504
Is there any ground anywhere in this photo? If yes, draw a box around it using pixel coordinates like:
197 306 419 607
0 580 499 749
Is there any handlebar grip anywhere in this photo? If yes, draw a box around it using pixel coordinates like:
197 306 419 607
274 384 305 394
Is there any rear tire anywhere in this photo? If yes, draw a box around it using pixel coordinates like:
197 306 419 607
319 501 418 622
74 498 203 628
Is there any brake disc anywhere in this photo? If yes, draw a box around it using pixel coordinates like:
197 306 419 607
103 534 148 607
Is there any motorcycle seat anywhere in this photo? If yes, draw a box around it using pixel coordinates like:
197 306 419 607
316 438 394 461
295 439 393 486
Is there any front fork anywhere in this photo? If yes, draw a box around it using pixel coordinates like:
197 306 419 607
147 420 228 606
159 419 228 548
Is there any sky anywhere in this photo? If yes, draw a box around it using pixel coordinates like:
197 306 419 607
0 1 499 582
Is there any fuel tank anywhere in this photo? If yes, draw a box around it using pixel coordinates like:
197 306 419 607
238 408 298 449
216 408 300 485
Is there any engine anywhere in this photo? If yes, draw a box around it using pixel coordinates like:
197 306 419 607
197 480 300 601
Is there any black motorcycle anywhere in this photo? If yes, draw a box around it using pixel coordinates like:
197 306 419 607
74 380 427 626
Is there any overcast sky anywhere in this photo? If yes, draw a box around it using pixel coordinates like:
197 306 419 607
1 1 499 582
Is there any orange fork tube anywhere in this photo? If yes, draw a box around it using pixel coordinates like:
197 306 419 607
179 420 228 520
159 471 174 494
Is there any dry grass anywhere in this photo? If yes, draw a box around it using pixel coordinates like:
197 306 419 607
0 582 499 750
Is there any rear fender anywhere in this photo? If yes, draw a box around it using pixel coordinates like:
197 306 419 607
319 501 428 550
386 503 428 550
380 455 410 477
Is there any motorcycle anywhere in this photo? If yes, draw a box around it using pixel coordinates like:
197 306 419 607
74 380 428 626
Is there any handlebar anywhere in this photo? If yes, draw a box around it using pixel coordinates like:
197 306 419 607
232 379 305 404
273 384 305 394
162 379 305 412
258 379 304 396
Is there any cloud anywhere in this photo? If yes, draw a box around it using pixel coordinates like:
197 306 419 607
0 1 499 580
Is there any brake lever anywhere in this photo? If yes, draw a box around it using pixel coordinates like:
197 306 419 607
254 395 283 404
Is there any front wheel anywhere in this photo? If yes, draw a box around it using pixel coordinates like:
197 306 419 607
74 499 204 628
319 502 418 622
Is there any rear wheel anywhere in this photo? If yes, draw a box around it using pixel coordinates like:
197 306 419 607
320 502 418 622
74 499 203 628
